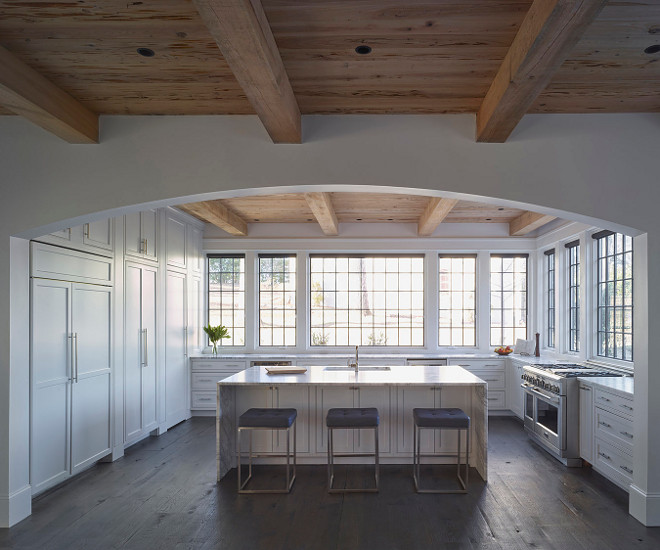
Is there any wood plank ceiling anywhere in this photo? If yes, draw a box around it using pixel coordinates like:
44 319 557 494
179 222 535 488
179 192 558 236
0 0 658 142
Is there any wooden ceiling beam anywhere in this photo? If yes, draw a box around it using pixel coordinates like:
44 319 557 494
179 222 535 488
509 211 556 236
418 198 459 236
476 0 607 143
304 192 339 236
180 200 248 236
192 0 301 144
0 44 98 143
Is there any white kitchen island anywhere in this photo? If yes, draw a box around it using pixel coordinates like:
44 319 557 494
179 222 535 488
216 365 488 483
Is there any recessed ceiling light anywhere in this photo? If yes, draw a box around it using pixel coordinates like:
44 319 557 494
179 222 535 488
137 47 155 57
644 44 660 54
355 45 372 55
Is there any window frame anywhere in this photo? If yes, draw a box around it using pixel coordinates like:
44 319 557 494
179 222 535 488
207 253 246 348
592 231 633 363
308 253 425 348
544 248 556 349
565 240 580 353
489 253 529 347
258 253 297 348
438 254 478 348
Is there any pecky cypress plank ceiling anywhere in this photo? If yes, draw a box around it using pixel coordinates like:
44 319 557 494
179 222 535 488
0 0 658 144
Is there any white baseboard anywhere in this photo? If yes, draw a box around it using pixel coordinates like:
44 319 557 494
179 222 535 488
629 484 660 526
0 484 32 528
191 410 215 417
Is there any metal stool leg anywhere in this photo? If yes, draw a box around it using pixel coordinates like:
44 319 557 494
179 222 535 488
374 426 380 489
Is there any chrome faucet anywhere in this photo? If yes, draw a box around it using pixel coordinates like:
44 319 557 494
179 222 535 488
348 345 359 372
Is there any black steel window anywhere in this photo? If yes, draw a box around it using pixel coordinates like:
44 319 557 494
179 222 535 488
310 255 424 346
566 240 580 352
259 254 297 347
490 254 528 346
439 255 477 347
545 249 555 348
595 232 633 361
208 255 245 346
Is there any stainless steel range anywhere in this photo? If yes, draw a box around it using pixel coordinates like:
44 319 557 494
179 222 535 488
521 363 623 467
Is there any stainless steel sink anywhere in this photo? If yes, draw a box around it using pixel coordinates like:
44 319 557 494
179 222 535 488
323 366 392 371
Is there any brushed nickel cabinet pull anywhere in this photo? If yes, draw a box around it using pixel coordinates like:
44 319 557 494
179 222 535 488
599 451 611 461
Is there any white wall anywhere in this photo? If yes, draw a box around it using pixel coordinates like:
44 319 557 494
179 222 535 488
2 113 660 527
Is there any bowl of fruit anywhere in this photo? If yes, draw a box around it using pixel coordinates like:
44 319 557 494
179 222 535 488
494 346 513 356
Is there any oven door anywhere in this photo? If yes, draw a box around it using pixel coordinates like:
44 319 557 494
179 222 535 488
522 385 566 452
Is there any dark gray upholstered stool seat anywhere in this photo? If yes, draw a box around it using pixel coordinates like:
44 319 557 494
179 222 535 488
239 408 297 428
413 407 470 494
413 407 469 429
326 407 379 428
326 407 380 493
237 408 297 494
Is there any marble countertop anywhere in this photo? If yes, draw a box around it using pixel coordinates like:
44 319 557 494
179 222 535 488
192 352 506 360
578 376 634 397
218 365 487 387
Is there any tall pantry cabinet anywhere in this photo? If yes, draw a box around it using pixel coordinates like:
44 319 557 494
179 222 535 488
30 207 204 497
163 209 203 430
30 244 113 495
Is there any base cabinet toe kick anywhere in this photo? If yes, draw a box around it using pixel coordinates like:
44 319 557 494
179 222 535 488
215 365 489 484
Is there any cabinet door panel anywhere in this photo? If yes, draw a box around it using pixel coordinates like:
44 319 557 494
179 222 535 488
124 265 143 441
188 276 202 352
32 280 71 385
188 225 203 273
316 387 354 454
165 271 188 428
274 386 310 454
71 372 111 473
32 382 70 493
236 387 273 453
125 212 142 257
142 268 158 431
356 386 391 454
579 385 594 462
396 387 435 454
83 219 113 251
141 209 158 261
72 285 111 377
166 216 186 269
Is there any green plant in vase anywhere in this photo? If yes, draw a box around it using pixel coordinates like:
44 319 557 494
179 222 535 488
203 324 230 356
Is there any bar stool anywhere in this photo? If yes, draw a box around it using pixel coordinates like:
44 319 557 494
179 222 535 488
237 408 297 494
326 407 379 493
413 407 470 493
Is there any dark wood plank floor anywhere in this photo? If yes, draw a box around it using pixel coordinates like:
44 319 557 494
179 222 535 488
2 417 659 549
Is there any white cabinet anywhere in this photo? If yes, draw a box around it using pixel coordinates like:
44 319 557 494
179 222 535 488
124 263 158 444
36 220 114 256
579 383 594 463
235 385 311 454
188 225 203 274
190 359 246 411
591 386 634 490
165 270 189 429
316 386 392 454
449 358 506 411
31 277 112 494
396 386 440 454
125 209 158 262
507 360 525 419
166 214 187 270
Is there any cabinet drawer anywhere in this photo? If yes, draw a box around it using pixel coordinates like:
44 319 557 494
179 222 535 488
191 360 246 372
486 390 506 410
471 370 505 389
595 408 634 454
595 438 633 488
191 391 217 409
594 388 634 418
449 359 504 370
192 372 236 390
